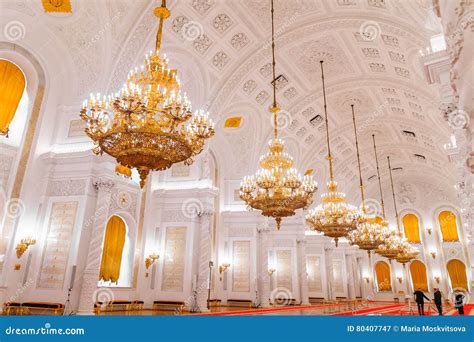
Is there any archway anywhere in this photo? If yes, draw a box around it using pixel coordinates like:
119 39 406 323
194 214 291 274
438 210 459 241
446 259 468 290
410 260 428 291
375 261 392 291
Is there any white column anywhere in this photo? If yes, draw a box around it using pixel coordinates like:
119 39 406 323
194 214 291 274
345 252 356 299
195 210 213 312
257 223 271 307
297 239 310 305
77 179 114 313
324 247 334 300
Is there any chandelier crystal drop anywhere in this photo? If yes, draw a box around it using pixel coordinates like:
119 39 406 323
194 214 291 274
239 0 318 230
80 0 215 188
305 62 359 247
346 106 384 252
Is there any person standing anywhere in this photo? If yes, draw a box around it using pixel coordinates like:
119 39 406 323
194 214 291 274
433 288 443 315
413 288 430 315
455 291 465 315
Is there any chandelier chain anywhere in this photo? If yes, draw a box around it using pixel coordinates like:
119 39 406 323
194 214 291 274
372 134 386 218
320 61 334 180
351 104 365 209
387 156 401 233
270 0 278 139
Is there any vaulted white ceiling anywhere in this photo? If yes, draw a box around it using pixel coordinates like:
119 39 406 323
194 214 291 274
0 0 458 210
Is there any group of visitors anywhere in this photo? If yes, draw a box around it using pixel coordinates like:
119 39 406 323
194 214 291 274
413 288 466 316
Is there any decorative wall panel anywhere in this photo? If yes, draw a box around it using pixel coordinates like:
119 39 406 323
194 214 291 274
67 119 86 137
276 250 292 291
307 255 322 292
161 226 187 292
171 162 190 177
332 260 344 293
38 201 78 288
232 240 250 292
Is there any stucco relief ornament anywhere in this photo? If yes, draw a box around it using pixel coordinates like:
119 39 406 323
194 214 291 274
116 191 131 209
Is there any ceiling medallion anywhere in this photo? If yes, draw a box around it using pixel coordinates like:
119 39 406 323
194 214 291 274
347 105 385 253
305 61 359 247
239 0 317 230
80 0 215 188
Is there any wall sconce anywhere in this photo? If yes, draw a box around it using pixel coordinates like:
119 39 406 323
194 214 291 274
426 227 432 235
430 251 437 259
434 276 440 284
218 263 230 274
267 268 276 276
16 237 36 259
397 276 402 284
363 277 370 284
145 253 159 277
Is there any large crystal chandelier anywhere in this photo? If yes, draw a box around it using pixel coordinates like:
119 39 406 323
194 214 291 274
239 0 318 230
386 156 419 265
80 0 215 188
346 105 384 253
305 62 359 246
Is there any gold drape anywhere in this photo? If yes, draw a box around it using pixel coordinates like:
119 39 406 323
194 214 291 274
375 261 392 291
0 60 25 136
410 260 428 291
438 211 459 241
403 213 421 243
447 259 468 290
99 215 126 283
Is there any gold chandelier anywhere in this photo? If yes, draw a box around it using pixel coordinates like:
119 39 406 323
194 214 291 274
386 156 419 264
305 62 359 247
80 0 215 188
346 105 384 253
239 0 318 230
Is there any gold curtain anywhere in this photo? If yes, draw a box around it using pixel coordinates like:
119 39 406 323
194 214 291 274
447 259 468 290
99 215 126 283
403 213 420 243
0 60 26 136
438 211 459 241
410 260 428 291
375 261 392 291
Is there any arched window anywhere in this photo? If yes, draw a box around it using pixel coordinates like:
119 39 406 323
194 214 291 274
438 211 459 241
0 60 26 136
403 213 420 243
375 261 392 291
447 259 468 290
410 260 428 291
99 215 126 283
